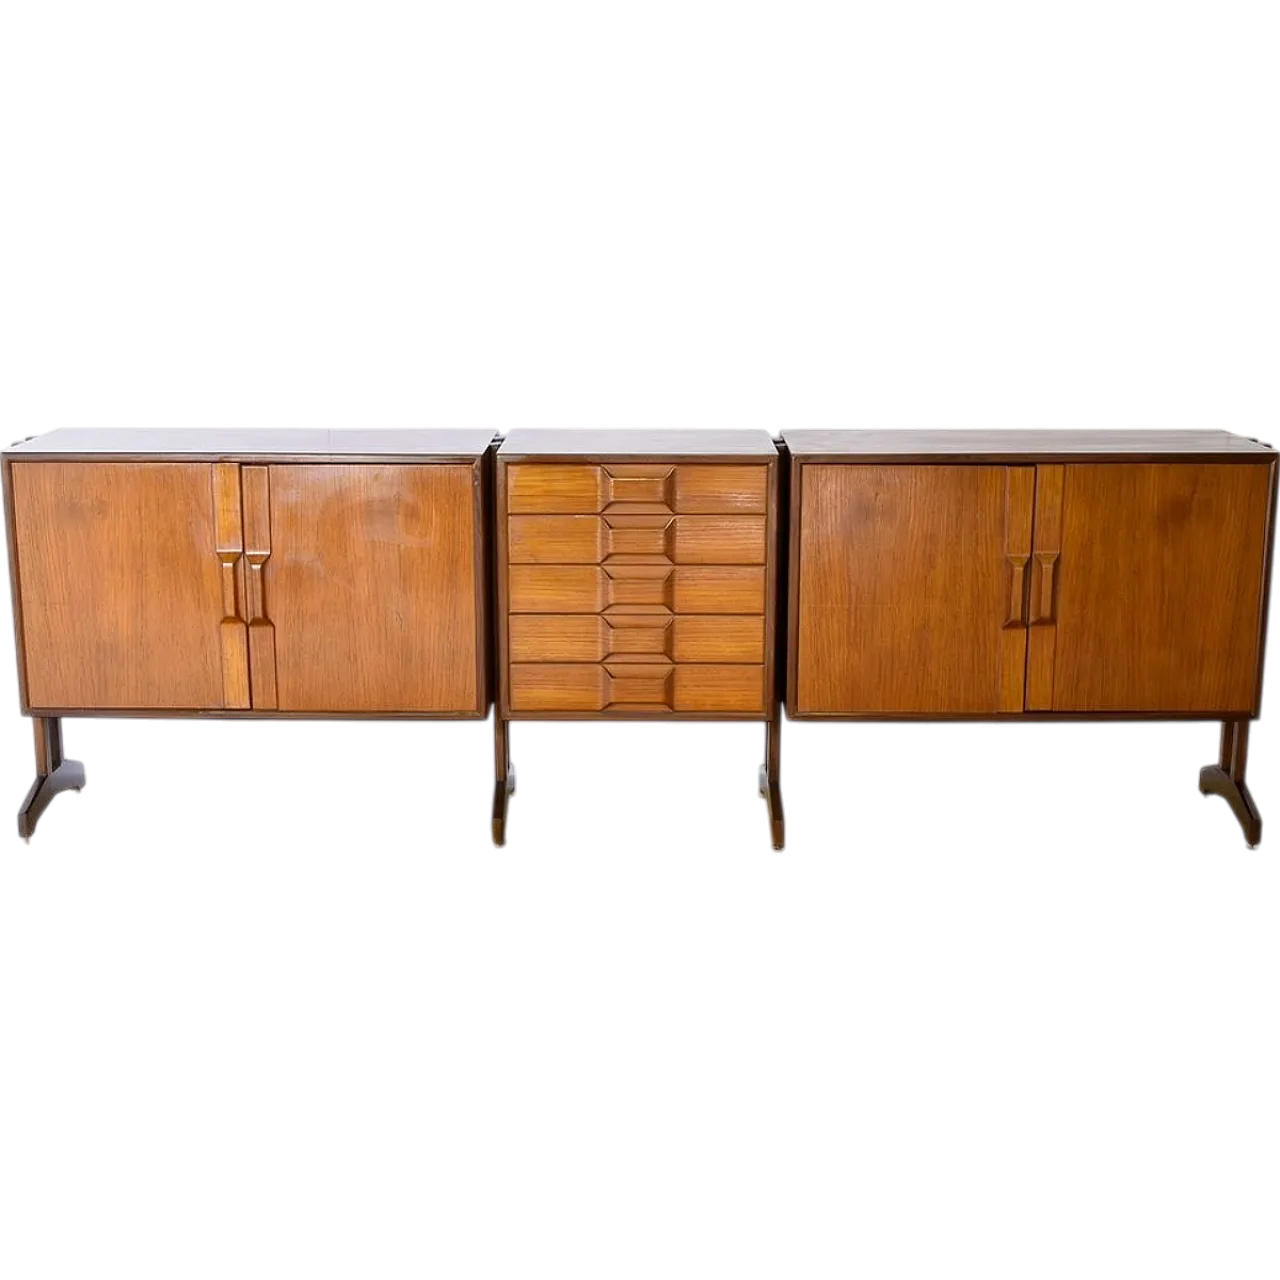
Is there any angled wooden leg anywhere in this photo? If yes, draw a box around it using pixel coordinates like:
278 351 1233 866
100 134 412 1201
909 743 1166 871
492 715 515 846
758 702 785 850
1200 719 1262 847
17 717 85 841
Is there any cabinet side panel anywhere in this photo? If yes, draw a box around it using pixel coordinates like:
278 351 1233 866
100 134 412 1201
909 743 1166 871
267 464 479 713
1048 462 1272 713
11 461 227 709
795 464 1029 714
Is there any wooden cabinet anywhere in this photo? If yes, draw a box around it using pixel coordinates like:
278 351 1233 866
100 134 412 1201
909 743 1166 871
783 429 1278 844
787 440 1275 719
3 429 494 836
498 438 777 719
493 429 784 847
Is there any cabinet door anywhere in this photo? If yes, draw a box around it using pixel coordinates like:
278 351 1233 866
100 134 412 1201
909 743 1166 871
795 465 1034 714
1026 462 1274 713
262 464 481 713
10 461 246 710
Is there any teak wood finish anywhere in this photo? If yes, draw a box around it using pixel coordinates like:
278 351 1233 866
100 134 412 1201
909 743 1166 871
783 428 1278 846
3 429 495 837
494 429 784 848
5 425 1276 851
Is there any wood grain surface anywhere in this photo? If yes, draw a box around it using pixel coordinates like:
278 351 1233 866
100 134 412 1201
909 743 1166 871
509 662 764 713
12 461 230 708
265 464 480 712
795 464 1034 714
1031 462 1272 712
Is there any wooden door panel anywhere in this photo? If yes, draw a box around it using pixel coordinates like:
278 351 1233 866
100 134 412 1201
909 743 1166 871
11 461 235 709
1029 462 1273 713
795 464 1034 714
266 464 479 712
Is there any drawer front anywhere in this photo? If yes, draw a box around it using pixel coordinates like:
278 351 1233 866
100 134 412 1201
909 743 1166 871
508 514 767 565
507 463 768 514
509 564 765 614
510 615 765 664
509 662 765 714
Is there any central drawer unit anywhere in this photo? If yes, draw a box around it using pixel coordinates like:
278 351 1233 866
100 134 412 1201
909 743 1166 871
493 429 784 846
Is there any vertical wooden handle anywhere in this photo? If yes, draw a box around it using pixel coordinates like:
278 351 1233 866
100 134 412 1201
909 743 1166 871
217 553 244 621
1006 555 1028 625
244 556 268 622
1030 552 1058 624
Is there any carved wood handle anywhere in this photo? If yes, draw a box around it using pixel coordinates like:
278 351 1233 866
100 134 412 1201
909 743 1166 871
1006 554 1028 626
244 554 269 623
1030 551 1059 624
217 552 244 622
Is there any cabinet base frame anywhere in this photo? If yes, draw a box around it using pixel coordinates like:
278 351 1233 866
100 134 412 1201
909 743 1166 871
783 706 1264 855
18 716 84 840
1200 719 1262 847
492 711 785 849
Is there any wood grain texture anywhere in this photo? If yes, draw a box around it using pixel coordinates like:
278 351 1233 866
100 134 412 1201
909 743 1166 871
265 464 480 712
509 662 764 713
509 615 764 663
12 461 230 709
506 464 768 515
1000 467 1035 713
1024 465 1064 711
794 464 1034 714
507 514 766 564
211 462 250 708
508 564 765 614
507 465 606 514
1035 462 1272 712
672 466 768 514
241 465 278 709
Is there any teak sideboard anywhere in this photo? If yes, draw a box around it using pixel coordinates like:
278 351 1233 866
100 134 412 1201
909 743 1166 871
3 427 1275 849
3 429 495 837
782 429 1277 846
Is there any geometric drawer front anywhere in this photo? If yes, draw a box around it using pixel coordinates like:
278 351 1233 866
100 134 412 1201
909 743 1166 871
507 464 769 515
508 514 766 565
508 564 766 615
508 662 765 714
509 615 765 664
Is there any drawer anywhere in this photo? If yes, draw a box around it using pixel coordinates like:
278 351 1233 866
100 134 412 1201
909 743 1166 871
508 564 766 614
509 662 765 714
508 514 767 565
509 614 765 663
507 464 768 515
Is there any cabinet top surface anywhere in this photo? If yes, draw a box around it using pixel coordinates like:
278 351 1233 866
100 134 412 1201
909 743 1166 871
499 429 778 458
781 429 1276 459
4 428 497 460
